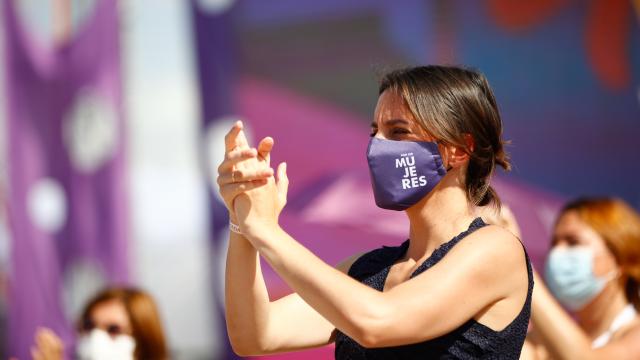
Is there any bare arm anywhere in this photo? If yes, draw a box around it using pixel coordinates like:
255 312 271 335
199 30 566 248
519 340 541 360
236 219 528 348
521 330 552 360
530 271 640 360
219 124 525 351
217 122 369 355
225 233 363 355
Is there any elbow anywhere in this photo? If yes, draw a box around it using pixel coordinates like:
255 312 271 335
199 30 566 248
353 323 388 348
227 328 253 356
355 330 383 349
350 303 394 348
230 343 258 357
226 322 265 356
228 332 265 357
229 340 251 357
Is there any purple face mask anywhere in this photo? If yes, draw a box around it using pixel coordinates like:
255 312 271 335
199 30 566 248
366 137 448 211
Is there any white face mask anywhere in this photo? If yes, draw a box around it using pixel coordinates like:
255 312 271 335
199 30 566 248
76 329 136 360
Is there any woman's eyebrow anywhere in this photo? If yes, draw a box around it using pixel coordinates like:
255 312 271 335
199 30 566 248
385 119 410 126
371 119 411 128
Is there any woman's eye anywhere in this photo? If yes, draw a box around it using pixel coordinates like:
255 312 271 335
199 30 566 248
566 236 580 246
392 128 410 136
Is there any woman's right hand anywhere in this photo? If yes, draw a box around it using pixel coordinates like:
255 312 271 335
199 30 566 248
30 327 63 360
216 121 283 223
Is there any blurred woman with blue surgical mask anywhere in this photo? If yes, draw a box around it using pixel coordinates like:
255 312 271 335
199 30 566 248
522 198 640 359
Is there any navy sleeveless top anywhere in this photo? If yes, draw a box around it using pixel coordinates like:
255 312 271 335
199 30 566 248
334 217 533 359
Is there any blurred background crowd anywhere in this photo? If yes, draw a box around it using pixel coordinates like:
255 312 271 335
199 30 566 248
0 0 639 358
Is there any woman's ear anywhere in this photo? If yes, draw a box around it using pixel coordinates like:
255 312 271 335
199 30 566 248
447 148 469 169
448 134 474 169
439 134 474 170
445 143 472 169
463 133 475 153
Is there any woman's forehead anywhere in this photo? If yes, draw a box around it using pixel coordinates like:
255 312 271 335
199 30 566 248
375 90 409 113
554 212 605 246
374 91 417 125
91 299 129 323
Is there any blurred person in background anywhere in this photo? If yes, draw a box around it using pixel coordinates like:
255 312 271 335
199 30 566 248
27 287 168 360
217 65 532 358
522 198 640 359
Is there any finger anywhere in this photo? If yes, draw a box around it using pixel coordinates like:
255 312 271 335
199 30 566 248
217 167 274 186
35 328 48 349
276 162 289 204
39 327 55 340
40 328 62 353
217 147 258 173
235 127 251 150
257 137 274 165
224 121 243 152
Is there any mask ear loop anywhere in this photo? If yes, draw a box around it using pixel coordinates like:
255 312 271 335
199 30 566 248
434 140 453 172
593 247 622 284
600 268 620 283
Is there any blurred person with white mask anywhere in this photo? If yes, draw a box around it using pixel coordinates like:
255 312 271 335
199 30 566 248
27 287 168 360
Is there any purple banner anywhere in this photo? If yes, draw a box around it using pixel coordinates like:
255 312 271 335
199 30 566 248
191 0 240 358
3 0 128 358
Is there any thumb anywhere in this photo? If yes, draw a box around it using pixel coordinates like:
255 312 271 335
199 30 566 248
257 136 274 166
276 162 289 205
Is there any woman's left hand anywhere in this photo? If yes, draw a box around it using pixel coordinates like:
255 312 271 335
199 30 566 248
213 123 289 242
233 139 289 242
217 121 288 231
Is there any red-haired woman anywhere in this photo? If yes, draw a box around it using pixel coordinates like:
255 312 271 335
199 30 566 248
523 198 640 359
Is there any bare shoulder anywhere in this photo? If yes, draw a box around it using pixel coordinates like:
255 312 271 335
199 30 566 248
446 223 528 282
612 317 640 347
592 319 640 359
453 223 525 262
334 251 368 274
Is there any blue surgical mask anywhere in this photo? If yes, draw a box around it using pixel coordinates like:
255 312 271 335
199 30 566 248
366 137 447 211
544 247 616 311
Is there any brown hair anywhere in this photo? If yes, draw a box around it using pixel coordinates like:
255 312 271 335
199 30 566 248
560 198 640 311
379 65 511 207
80 287 169 359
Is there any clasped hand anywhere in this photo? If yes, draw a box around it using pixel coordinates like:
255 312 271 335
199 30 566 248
216 121 288 241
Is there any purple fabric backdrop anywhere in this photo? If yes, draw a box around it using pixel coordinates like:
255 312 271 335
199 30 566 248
191 0 240 358
3 0 128 357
